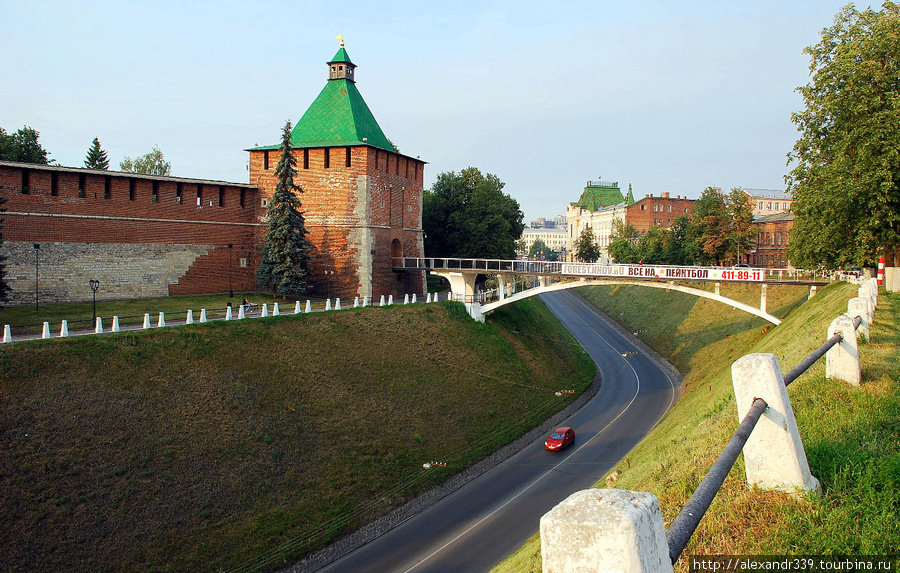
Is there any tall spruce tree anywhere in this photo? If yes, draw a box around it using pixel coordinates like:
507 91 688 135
84 137 110 170
256 121 313 296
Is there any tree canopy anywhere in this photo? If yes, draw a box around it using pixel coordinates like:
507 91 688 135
423 167 524 259
120 145 171 176
574 226 601 263
787 2 900 267
256 121 313 297
0 125 51 164
84 137 110 170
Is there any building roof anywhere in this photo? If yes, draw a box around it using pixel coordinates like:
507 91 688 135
753 212 795 223
574 181 625 211
744 188 792 200
246 47 395 153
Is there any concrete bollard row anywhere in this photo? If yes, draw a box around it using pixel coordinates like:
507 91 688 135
826 314 861 386
732 353 822 494
541 489 673 573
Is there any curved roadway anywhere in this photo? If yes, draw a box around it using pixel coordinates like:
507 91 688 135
314 289 679 573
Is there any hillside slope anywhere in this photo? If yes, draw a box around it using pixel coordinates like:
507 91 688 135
0 299 594 572
494 281 899 572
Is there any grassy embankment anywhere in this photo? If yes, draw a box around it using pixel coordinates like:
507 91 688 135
0 296 594 572
494 281 899 572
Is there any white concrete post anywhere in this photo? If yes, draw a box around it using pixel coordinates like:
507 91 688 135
363 296 368 307
847 298 870 342
273 303 280 316
2 325 11 343
304 300 311 313
199 309 208 323
885 266 895 293
388 295 394 305
412 294 417 303
354 297 359 308
732 353 821 494
714 282 721 296
540 489 673 573
225 306 233 321
294 301 301 314
42 322 51 339
186 310 194 324
826 314 861 386
112 316 120 333
893 266 900 293
60 320 69 338
760 283 768 314
325 299 332 311
426 293 432 303
158 312 166 327
379 295 385 306
404 294 410 304
95 317 104 334
808 285 817 300
261 303 269 317
143 313 151 329
335 298 342 310
238 306 245 319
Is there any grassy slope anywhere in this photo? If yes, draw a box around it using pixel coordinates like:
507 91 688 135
493 281 899 572
0 298 594 573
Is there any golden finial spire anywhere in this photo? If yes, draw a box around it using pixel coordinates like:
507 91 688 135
336 34 345 47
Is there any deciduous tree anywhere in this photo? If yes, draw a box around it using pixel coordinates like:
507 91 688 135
0 125 51 164
256 121 313 296
120 145 171 176
574 226 601 263
423 167 524 259
787 2 900 267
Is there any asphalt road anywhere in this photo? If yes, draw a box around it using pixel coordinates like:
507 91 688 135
314 289 679 573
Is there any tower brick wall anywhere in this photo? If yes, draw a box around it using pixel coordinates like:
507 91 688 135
248 145 425 300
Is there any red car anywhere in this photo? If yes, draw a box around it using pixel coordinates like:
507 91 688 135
544 427 575 451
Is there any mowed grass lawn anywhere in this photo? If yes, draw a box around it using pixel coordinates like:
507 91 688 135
0 298 594 572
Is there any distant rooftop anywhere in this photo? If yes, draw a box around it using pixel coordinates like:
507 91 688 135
575 181 624 211
743 188 792 199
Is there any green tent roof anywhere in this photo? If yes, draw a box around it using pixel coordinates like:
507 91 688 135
247 48 395 153
575 183 625 211
329 47 352 64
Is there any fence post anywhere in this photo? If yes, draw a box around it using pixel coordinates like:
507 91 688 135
95 317 104 334
540 489 673 573
826 315 861 386
273 303 280 316
388 295 394 305
186 310 194 324
238 305 245 319
112 316 120 333
60 320 68 337
158 312 166 327
335 298 342 310
847 298 870 342
200 309 208 323
760 283 768 314
305 300 311 313
732 353 821 494
42 322 50 339
2 325 10 343
261 303 269 317
143 313 151 329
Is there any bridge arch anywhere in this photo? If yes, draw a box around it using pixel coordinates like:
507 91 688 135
478 280 782 325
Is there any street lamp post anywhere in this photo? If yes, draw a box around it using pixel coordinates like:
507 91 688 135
228 244 234 298
89 279 100 325
33 243 40 310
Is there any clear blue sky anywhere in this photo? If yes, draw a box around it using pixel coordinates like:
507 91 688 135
2 0 852 222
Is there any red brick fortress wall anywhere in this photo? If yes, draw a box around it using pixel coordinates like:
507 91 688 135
0 162 263 305
248 145 425 300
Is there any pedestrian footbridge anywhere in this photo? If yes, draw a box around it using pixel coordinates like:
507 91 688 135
394 257 829 324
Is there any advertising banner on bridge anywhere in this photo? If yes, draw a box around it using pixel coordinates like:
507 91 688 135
560 263 764 282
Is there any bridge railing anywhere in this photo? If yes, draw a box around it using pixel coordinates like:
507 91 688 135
540 278 877 573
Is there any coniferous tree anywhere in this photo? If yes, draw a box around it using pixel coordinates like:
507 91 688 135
574 226 601 263
0 188 8 308
256 121 313 296
84 137 110 170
